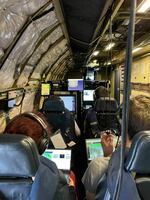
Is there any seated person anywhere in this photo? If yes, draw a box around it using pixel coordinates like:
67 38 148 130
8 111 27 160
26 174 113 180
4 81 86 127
41 95 81 197
4 111 77 200
41 95 80 146
82 95 150 200
82 133 117 200
126 95 150 148
84 86 109 138
104 95 150 200
4 111 52 154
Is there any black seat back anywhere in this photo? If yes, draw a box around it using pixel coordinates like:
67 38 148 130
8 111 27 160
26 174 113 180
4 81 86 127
95 97 121 134
0 134 40 200
125 131 150 200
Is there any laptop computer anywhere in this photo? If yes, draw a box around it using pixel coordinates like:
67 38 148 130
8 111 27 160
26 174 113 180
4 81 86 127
85 138 104 162
42 149 71 181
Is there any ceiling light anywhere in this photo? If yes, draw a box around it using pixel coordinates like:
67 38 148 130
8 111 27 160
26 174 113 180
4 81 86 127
88 61 99 67
105 43 115 51
137 0 150 13
132 47 142 53
93 59 97 63
92 51 99 56
107 62 111 65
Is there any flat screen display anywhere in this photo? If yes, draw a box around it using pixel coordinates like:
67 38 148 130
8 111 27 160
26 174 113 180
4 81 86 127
83 90 94 101
86 70 95 81
8 99 16 108
41 83 51 96
59 95 76 112
68 79 84 91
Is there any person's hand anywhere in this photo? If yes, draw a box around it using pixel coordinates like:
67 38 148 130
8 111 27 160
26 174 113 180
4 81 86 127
101 132 115 157
69 176 75 187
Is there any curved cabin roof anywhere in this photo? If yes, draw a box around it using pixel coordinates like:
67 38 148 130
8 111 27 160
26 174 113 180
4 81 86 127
0 0 73 90
0 0 150 89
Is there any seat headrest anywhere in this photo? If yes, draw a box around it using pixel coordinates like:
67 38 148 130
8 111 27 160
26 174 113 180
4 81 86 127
0 134 40 177
95 97 118 112
42 97 65 112
125 131 150 174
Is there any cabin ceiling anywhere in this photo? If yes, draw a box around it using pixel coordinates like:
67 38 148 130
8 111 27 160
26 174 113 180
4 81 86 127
95 0 150 65
0 0 73 90
60 0 114 67
60 0 113 51
61 0 150 67
0 0 150 91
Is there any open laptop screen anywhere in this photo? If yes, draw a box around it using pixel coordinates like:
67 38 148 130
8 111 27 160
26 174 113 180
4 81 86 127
86 138 104 161
42 149 71 171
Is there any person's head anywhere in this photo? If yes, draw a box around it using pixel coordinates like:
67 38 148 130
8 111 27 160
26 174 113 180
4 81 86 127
93 86 109 100
41 95 65 131
4 111 53 154
42 95 65 112
128 95 150 140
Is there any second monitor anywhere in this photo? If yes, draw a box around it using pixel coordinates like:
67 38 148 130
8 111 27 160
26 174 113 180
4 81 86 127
59 95 76 112
83 90 94 101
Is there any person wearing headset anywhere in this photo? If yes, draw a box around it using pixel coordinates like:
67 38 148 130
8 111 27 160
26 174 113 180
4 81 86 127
104 95 150 200
82 132 117 200
4 111 52 154
82 95 150 200
4 111 77 200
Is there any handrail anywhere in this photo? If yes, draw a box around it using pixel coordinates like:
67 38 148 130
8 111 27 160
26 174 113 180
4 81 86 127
112 0 137 199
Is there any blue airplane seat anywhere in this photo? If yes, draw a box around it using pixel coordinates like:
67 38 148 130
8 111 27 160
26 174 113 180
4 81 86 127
96 131 150 200
125 130 150 200
0 134 59 200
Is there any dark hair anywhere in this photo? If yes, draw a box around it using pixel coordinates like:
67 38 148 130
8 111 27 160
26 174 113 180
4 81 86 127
94 86 109 100
48 95 64 104
42 95 65 111
4 111 53 151
128 95 150 140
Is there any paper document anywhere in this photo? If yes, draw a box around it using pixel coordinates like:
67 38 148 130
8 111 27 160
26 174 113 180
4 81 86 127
50 130 67 149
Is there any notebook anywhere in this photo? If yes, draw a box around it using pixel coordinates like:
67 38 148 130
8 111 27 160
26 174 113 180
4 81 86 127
42 149 71 181
85 138 104 161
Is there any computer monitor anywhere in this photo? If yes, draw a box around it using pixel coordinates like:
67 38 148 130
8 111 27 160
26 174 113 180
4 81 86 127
86 138 104 161
59 95 76 112
86 70 95 81
83 90 94 101
41 83 51 96
68 79 84 91
8 99 16 108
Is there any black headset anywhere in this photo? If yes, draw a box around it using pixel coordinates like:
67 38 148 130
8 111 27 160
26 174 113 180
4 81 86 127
21 112 50 154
